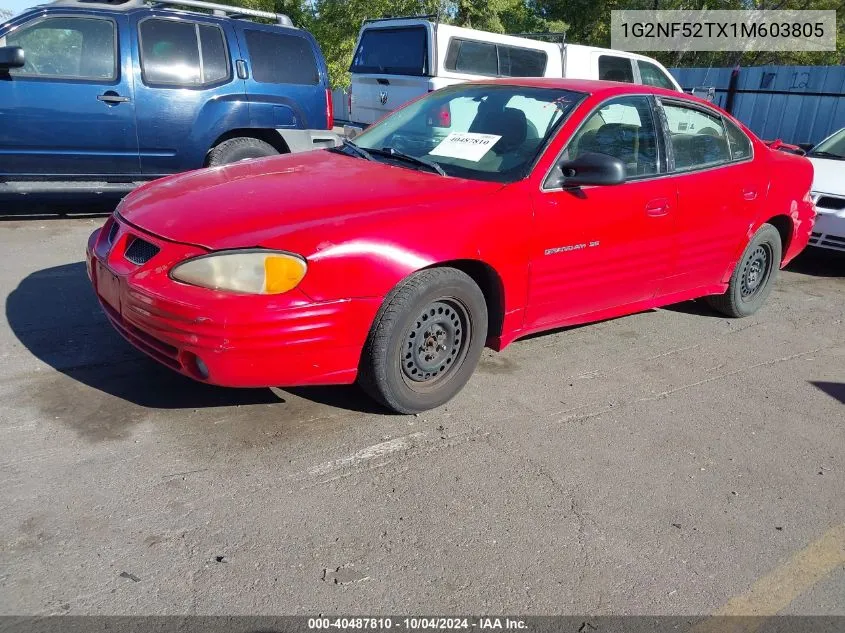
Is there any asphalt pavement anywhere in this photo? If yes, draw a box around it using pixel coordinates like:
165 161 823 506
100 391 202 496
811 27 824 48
0 213 842 615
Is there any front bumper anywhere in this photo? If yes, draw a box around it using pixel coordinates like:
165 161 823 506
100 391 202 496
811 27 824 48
86 218 381 388
808 193 845 252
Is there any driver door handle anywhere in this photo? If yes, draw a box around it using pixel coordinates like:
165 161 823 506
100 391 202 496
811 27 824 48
742 188 758 201
645 198 671 217
98 92 130 104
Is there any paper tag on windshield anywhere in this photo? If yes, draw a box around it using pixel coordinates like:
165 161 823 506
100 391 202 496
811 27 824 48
429 132 501 162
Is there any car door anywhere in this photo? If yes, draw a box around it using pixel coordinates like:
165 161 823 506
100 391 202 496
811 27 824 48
526 94 676 329
655 98 765 295
132 13 248 176
0 12 139 177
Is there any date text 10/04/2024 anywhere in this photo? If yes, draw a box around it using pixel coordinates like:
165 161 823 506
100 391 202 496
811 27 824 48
307 618 529 630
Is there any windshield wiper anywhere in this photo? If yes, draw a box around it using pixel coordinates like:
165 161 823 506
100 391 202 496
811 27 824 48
808 150 845 160
371 147 447 176
342 138 375 161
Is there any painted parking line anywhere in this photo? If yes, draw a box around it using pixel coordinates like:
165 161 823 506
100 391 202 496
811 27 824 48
693 523 845 633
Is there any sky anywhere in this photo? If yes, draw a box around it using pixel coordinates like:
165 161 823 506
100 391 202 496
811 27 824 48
2 0 36 17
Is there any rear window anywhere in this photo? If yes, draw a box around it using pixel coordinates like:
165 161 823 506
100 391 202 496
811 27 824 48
445 38 547 77
598 55 634 83
245 29 319 85
350 26 428 76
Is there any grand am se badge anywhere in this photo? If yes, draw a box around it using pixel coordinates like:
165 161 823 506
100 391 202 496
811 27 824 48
544 240 600 256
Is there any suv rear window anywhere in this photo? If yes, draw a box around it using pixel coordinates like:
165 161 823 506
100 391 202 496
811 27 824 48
244 30 319 85
350 26 428 76
444 38 547 77
139 19 229 86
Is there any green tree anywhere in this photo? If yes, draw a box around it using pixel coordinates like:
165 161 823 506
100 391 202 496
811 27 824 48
215 0 843 85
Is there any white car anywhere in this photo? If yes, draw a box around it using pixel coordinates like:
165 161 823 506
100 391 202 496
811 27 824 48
347 17 682 127
807 128 845 252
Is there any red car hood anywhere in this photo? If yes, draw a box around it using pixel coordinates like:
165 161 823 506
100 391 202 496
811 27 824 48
119 150 502 249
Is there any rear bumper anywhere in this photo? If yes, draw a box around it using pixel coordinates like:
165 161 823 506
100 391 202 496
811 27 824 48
276 128 342 153
86 223 381 388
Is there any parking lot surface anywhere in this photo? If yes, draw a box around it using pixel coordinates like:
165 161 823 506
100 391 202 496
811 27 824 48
0 214 843 615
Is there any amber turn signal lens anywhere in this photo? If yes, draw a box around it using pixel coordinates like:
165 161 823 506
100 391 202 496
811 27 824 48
265 255 307 294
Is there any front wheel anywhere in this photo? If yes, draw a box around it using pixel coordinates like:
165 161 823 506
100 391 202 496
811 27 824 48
358 268 488 414
706 223 782 318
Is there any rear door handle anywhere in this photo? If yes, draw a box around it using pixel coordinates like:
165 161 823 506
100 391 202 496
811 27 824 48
97 92 130 104
742 188 758 201
645 198 671 217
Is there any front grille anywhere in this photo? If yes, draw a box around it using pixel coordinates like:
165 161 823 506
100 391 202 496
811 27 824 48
816 196 845 211
107 221 119 244
124 237 160 265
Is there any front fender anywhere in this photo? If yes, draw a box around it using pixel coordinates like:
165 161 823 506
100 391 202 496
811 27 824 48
293 183 534 333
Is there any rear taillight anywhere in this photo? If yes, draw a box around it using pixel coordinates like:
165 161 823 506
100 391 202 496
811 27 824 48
326 88 334 129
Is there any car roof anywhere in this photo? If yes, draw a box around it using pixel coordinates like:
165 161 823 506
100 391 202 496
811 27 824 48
467 77 712 106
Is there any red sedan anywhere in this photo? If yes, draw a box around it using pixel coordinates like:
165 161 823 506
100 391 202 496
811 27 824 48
87 79 815 413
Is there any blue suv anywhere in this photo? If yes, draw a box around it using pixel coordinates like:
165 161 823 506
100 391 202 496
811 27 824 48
0 0 337 196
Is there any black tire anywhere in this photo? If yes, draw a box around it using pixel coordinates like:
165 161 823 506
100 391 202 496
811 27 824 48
359 268 488 414
207 137 278 166
705 223 782 318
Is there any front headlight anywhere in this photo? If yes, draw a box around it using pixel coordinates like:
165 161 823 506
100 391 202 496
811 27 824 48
170 249 307 295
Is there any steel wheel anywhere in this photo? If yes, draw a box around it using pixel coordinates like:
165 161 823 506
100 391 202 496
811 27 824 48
739 243 773 301
358 267 488 414
400 299 471 390
705 223 782 318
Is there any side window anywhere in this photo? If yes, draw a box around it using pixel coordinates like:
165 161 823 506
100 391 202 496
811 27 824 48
244 30 319 85
663 102 732 170
637 60 676 90
724 118 753 161
198 24 229 84
446 39 497 75
564 96 660 178
498 45 546 77
598 55 634 83
140 19 197 86
2 16 115 80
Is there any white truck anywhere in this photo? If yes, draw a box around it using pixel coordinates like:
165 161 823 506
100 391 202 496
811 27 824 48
347 16 682 128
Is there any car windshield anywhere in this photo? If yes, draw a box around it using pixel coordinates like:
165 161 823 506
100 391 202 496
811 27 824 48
348 84 584 183
808 128 845 160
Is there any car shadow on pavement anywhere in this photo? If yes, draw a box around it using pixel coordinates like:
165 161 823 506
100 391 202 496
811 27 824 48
810 381 845 405
6 262 283 410
660 299 723 318
785 248 845 278
0 194 121 219
6 262 385 416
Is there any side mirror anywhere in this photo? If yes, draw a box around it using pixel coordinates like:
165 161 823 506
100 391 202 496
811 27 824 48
546 151 626 189
0 46 25 70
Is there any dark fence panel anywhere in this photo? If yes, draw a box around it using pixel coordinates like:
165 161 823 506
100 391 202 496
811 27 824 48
670 65 845 147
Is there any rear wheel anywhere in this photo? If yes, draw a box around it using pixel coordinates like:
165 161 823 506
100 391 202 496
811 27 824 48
359 268 488 414
207 137 279 166
706 223 782 317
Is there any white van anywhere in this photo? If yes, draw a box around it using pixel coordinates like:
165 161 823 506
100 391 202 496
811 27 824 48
347 17 683 127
